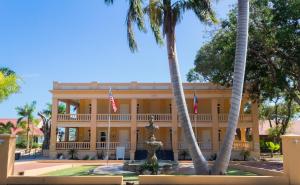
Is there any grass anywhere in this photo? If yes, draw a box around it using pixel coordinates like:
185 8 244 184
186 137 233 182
41 165 257 182
226 168 257 176
42 165 97 176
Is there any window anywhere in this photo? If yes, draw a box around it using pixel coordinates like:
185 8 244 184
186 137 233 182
100 132 106 142
217 104 221 114
89 104 92 114
69 128 77 141
137 104 140 114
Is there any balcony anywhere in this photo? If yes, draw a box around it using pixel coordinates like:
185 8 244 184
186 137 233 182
56 142 90 150
57 114 91 122
96 114 131 121
233 141 253 150
178 142 212 150
189 114 212 122
218 114 252 122
96 142 130 150
137 114 172 122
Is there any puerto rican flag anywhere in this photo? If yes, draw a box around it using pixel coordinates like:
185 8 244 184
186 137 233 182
193 93 198 114
109 88 118 113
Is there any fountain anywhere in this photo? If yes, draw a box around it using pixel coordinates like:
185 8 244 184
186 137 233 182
145 116 163 166
123 116 177 174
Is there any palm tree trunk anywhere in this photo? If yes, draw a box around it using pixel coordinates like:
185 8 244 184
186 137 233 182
26 117 30 152
166 29 209 174
211 0 250 174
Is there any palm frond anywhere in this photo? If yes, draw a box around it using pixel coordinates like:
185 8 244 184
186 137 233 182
126 0 146 52
145 0 164 45
183 0 217 24
104 0 114 5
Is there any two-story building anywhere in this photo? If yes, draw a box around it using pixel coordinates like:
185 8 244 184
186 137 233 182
49 81 260 160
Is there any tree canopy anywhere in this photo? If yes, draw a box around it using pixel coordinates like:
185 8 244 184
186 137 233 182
188 0 300 103
0 67 20 102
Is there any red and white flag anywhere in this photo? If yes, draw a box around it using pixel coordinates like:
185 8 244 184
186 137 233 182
109 88 117 113
193 92 198 114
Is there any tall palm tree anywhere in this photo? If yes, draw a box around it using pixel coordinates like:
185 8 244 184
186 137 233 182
38 103 66 150
16 101 37 152
211 0 250 174
105 0 216 174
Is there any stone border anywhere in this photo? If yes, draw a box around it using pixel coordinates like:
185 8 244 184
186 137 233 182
139 175 289 185
6 176 123 185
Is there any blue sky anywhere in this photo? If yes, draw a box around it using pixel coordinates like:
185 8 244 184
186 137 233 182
0 0 235 118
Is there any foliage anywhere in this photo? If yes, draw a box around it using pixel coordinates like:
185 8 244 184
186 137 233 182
240 150 251 161
68 148 78 160
82 155 90 160
260 98 299 142
16 101 37 151
141 161 159 175
31 142 40 149
0 67 20 103
265 141 280 157
16 140 27 149
0 121 14 134
189 0 300 104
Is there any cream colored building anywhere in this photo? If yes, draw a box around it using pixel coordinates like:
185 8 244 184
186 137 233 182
49 81 260 160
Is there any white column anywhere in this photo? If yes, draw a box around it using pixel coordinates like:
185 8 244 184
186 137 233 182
130 98 137 160
171 99 179 161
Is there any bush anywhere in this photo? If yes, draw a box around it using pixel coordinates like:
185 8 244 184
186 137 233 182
68 148 78 160
140 162 159 175
31 142 39 149
240 150 251 161
16 141 26 148
265 141 280 157
82 155 90 160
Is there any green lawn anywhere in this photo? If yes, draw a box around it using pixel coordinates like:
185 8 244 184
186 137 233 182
42 165 257 181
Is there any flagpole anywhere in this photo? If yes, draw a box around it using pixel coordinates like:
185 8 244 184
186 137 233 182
106 88 111 166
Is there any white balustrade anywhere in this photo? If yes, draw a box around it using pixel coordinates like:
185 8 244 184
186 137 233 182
137 114 172 121
96 114 131 121
218 114 252 122
96 142 130 149
233 141 252 150
189 114 212 122
56 142 90 150
57 114 91 121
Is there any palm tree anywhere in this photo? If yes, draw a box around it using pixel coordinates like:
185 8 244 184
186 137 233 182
105 0 216 174
211 0 250 174
38 103 66 150
16 101 37 152
0 121 14 134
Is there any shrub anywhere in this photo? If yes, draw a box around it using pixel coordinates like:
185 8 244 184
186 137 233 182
265 141 280 157
82 155 90 160
240 150 251 161
68 148 78 160
16 140 26 149
31 142 39 149
140 162 159 175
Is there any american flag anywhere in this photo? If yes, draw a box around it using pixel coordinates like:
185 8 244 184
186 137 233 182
109 88 117 113
193 92 198 114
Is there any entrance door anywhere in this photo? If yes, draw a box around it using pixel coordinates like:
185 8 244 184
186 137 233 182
119 130 129 148
201 130 212 150
120 104 129 121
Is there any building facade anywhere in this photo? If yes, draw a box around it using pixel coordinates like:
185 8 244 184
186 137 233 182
49 81 260 160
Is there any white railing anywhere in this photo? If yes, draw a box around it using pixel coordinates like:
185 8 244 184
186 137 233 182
96 142 130 149
178 142 212 150
57 114 91 122
189 114 212 122
96 114 131 121
218 114 252 122
233 141 252 150
56 142 90 150
137 114 172 121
